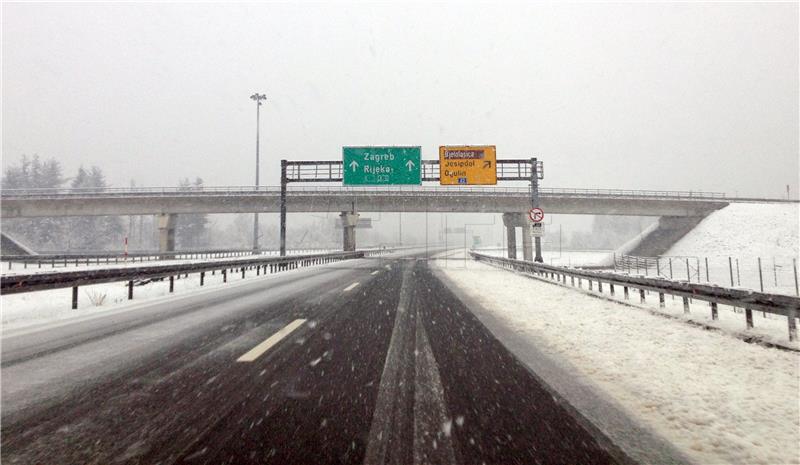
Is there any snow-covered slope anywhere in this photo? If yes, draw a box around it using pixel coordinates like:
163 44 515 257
665 203 799 259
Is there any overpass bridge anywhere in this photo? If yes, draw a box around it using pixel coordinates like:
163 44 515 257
1 185 731 218
2 185 790 257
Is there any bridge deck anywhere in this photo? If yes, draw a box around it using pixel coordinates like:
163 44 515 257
0 186 787 218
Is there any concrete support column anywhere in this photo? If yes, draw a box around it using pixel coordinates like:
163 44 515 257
340 211 359 252
157 213 177 253
502 213 518 260
521 221 533 261
506 226 517 259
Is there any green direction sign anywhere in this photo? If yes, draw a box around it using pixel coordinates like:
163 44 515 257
343 146 421 185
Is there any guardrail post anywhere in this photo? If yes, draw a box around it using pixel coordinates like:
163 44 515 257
169 276 174 293
571 276 575 287
682 296 690 313
578 278 582 288
623 286 629 299
588 280 593 291
745 308 753 329
788 311 797 342
598 281 603 293
223 269 227 283
658 293 665 308
710 302 718 320
128 281 134 300
200 272 205 286
257 265 261 276
610 284 615 296
639 289 646 303
72 286 78 309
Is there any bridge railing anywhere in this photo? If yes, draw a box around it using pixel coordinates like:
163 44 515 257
469 251 799 342
0 250 384 309
0 185 730 200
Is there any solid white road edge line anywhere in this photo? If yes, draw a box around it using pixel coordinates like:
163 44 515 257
236 319 307 362
343 282 360 292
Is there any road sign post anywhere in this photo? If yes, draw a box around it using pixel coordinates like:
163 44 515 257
439 146 497 185
343 147 421 185
530 157 543 262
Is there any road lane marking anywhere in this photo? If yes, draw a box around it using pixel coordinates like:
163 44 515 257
236 319 307 362
371 270 381 275
343 282 360 292
364 264 415 464
413 315 457 464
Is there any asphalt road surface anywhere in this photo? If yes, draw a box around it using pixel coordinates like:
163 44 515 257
2 251 633 464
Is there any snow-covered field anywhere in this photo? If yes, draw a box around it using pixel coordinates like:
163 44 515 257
435 249 799 465
658 203 799 296
666 203 798 259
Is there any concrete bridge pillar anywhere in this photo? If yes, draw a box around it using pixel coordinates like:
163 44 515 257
503 212 534 261
157 213 177 253
340 211 360 252
502 213 518 260
521 221 533 261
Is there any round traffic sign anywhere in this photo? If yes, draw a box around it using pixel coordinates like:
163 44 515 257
528 207 544 223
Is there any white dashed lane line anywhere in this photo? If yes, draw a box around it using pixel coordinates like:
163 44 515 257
236 319 307 363
371 270 381 275
343 282 360 292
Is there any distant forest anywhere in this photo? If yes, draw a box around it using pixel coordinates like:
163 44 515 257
0 155 349 253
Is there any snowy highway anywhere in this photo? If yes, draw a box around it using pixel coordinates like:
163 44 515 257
1 250 634 465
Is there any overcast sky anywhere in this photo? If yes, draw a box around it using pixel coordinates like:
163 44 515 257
2 2 798 198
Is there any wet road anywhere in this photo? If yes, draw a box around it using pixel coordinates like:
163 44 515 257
1 253 632 464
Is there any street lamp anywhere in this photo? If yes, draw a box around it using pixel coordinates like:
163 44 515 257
250 92 267 253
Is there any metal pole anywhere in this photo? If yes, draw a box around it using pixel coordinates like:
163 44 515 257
253 100 260 252
758 257 764 292
736 258 740 285
773 257 778 287
705 257 709 282
280 159 287 256
250 93 266 253
530 157 543 262
794 258 798 296
729 257 734 286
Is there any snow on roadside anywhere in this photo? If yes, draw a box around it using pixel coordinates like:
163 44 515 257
434 252 800 465
1 259 334 331
665 203 798 260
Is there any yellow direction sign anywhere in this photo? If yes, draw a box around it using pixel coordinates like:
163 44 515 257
439 145 497 185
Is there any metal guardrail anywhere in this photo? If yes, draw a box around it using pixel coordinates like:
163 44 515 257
0 185 731 201
470 251 800 342
0 248 341 268
0 249 392 309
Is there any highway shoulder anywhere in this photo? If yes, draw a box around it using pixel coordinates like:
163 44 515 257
429 264 693 465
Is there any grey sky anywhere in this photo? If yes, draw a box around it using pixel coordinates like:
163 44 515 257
2 2 798 198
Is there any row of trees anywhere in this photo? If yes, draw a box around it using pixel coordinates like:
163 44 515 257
2 155 211 251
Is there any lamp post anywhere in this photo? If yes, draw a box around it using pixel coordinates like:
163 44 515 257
250 93 267 253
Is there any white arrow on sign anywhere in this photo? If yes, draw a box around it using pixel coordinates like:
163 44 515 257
405 159 416 171
349 160 359 171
